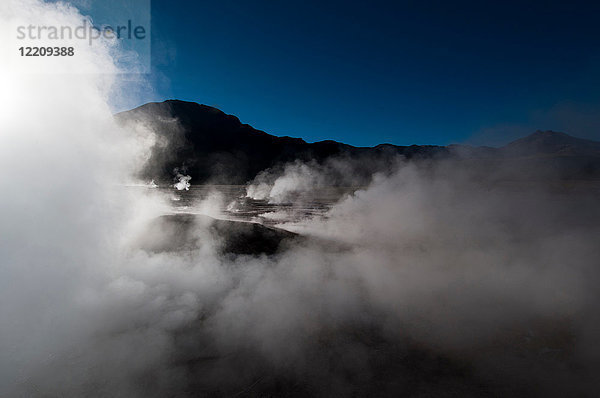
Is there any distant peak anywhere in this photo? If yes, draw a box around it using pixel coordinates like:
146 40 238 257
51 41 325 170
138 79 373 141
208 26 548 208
506 130 573 146
503 129 600 156
530 130 570 138
162 99 225 114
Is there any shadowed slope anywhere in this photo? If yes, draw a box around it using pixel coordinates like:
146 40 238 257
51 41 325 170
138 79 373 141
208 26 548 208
116 100 600 183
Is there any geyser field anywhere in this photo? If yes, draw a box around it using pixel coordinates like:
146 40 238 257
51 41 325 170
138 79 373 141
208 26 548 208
2 1 600 397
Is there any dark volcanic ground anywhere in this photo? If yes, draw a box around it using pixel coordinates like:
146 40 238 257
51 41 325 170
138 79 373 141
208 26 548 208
165 185 356 226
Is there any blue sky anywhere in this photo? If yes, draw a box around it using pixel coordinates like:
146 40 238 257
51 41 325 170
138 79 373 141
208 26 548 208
121 0 600 146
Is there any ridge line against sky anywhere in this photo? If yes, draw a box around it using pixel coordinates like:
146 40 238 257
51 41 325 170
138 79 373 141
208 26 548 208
124 99 600 149
101 0 600 147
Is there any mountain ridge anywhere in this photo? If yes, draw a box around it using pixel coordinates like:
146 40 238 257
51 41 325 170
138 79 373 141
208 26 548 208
116 100 600 183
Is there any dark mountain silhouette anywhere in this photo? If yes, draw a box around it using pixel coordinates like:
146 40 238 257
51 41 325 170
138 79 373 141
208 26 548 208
116 100 600 183
502 130 600 157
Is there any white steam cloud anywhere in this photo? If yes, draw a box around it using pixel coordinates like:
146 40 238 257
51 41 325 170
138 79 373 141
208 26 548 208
174 172 191 191
246 161 326 203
